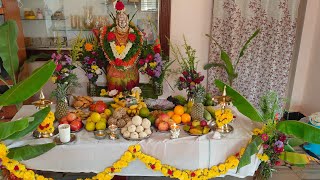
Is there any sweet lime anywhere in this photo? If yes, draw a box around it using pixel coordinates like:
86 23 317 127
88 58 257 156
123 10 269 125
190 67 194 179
85 122 95 131
96 121 106 130
139 107 150 118
90 112 101 123
104 109 112 116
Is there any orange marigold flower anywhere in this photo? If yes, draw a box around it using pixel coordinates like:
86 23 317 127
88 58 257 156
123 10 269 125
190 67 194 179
85 43 94 51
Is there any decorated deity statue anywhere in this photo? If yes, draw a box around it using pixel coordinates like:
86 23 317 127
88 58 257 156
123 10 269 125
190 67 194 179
98 0 143 92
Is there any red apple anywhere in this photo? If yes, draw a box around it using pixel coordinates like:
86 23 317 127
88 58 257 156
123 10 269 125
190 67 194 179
200 120 207 127
66 113 77 122
75 117 82 122
155 118 162 127
70 121 82 131
94 104 106 113
59 120 69 125
158 122 169 131
61 116 67 122
159 114 170 121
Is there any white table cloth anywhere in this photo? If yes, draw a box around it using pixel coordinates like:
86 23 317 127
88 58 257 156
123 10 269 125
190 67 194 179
9 105 261 178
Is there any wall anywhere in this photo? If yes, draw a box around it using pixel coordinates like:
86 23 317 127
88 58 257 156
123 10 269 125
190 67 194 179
29 0 213 100
289 0 320 116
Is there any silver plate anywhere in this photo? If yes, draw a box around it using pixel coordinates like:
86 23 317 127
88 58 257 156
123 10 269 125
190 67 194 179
53 134 77 145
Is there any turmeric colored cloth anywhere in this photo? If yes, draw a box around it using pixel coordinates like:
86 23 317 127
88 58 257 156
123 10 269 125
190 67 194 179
106 65 139 91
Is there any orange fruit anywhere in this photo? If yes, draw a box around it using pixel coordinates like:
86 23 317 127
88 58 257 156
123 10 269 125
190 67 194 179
174 105 184 116
181 113 191 124
172 114 182 124
167 111 174 118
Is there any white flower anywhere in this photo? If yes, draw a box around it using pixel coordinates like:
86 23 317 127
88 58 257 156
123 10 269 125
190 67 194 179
131 87 142 94
108 89 118 97
109 27 135 60
95 68 102 75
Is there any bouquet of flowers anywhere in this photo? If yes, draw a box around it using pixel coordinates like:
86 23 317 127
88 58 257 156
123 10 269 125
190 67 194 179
170 37 204 97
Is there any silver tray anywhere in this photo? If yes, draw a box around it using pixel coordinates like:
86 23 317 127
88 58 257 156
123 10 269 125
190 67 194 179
53 134 77 145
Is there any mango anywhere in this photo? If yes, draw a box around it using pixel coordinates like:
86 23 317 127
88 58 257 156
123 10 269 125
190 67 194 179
189 128 202 135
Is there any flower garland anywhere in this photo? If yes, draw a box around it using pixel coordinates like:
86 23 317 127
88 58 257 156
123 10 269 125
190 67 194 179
0 127 266 180
37 111 55 134
215 109 234 128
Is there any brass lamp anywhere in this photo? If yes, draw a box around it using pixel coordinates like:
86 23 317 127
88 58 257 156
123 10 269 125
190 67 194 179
32 90 52 109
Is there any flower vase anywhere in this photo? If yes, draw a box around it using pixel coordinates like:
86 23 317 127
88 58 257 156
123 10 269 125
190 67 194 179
106 65 139 92
153 80 163 96
55 96 68 121
87 81 97 97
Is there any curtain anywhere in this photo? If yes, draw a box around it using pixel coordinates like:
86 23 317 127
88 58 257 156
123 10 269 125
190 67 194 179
207 0 300 106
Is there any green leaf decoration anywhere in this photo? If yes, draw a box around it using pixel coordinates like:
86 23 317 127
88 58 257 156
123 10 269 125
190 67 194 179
279 152 309 165
215 79 264 122
0 20 19 84
288 137 305 147
204 63 226 70
284 144 295 152
7 107 50 140
7 143 56 161
238 29 260 59
220 51 234 76
0 118 29 141
277 121 320 144
0 61 56 106
237 136 263 171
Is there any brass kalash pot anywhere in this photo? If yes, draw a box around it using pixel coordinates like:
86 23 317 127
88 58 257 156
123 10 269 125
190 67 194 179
212 86 234 133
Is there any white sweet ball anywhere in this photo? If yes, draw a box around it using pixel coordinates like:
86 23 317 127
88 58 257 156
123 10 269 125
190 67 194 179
130 132 139 139
127 124 136 133
132 115 142 126
126 121 133 127
144 128 152 135
136 125 144 133
123 131 130 138
139 131 147 138
142 118 151 129
121 127 127 134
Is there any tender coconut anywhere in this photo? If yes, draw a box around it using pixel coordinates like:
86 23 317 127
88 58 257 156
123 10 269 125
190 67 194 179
130 132 139 139
127 124 137 133
121 127 127 134
144 128 152 135
136 125 144 133
132 115 142 126
142 118 151 129
139 131 147 138
123 131 130 138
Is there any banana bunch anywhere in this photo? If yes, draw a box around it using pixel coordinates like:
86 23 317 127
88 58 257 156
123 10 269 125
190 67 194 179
127 101 147 116
110 92 127 109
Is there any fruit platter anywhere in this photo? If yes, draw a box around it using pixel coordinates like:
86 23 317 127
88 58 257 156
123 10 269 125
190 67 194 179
59 112 84 132
121 115 153 141
183 120 211 136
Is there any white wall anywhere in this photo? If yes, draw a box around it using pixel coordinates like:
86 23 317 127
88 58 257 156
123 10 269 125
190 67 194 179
289 0 320 116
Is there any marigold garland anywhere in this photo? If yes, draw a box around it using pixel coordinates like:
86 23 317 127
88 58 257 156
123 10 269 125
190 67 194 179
0 127 266 180
215 109 234 128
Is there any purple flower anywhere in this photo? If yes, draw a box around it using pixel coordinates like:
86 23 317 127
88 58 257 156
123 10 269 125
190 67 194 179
261 134 269 142
154 70 161 78
65 55 72 65
154 53 161 62
275 140 284 148
51 53 62 62
84 56 90 61
87 73 93 79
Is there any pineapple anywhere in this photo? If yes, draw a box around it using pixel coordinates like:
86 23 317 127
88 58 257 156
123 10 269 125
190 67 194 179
54 84 69 120
191 85 205 120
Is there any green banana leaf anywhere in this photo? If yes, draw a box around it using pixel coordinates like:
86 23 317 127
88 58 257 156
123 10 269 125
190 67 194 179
0 118 29 141
221 51 234 77
0 61 56 106
7 107 50 140
284 144 295 152
0 20 19 84
7 143 56 161
237 136 263 171
288 137 305 147
279 152 309 165
277 121 320 144
215 79 264 122
238 29 260 59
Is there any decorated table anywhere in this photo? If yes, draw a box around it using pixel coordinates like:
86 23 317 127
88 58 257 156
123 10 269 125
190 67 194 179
8 105 260 178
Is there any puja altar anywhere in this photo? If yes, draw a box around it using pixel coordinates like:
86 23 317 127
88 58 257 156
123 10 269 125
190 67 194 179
8 105 260 178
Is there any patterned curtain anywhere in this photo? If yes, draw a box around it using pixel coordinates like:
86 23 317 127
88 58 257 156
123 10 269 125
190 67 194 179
207 0 300 106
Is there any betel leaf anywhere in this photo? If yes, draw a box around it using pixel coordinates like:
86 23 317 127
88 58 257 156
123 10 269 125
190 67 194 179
277 121 320 144
7 143 55 161
279 152 309 165
7 107 51 140
0 20 19 84
238 29 260 59
288 137 305 147
215 79 264 122
0 61 56 106
0 118 29 141
237 136 263 171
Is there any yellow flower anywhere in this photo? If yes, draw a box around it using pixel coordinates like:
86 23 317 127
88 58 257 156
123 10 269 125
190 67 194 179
257 153 269 162
91 65 99 71
173 170 182 178
100 89 108 96
115 45 125 54
0 143 8 157
239 147 246 157
149 62 157 68
51 76 57 83
85 43 94 52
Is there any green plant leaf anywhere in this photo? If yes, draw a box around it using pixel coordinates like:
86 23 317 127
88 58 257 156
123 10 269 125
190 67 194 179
238 29 260 59
215 80 264 122
7 107 51 140
288 137 305 147
279 152 309 165
237 136 263 171
277 121 320 144
7 143 55 161
0 20 19 84
0 118 29 141
284 144 295 152
0 61 56 106
220 51 234 76
204 63 226 70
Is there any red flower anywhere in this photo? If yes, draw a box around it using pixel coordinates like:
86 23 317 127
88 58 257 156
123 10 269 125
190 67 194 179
182 71 189 77
263 144 269 149
150 164 155 170
147 54 153 61
139 59 145 66
128 33 136 42
261 134 269 142
115 1 125 11
111 168 115 172
274 146 284 153
275 161 281 166
107 32 116 41
179 77 186 82
279 135 286 142
57 75 62 80
114 58 123 66
153 44 161 53
55 64 62 72
39 125 44 130
167 169 173 175
191 172 196 177
194 78 202 84
14 165 19 171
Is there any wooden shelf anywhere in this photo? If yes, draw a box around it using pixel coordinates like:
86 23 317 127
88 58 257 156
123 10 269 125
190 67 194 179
0 7 5 15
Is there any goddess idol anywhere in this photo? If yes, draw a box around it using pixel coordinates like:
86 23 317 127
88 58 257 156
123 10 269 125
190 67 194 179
98 0 143 91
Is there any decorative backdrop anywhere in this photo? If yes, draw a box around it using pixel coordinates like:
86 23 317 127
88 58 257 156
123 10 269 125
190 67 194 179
207 0 300 106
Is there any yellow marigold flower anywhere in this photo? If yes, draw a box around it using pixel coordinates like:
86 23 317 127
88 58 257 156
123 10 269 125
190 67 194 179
149 62 157 68
51 76 57 83
91 65 98 71
173 170 182 178
239 147 246 157
161 167 168 176
218 164 226 172
85 43 94 51
0 143 8 157
155 162 162 170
